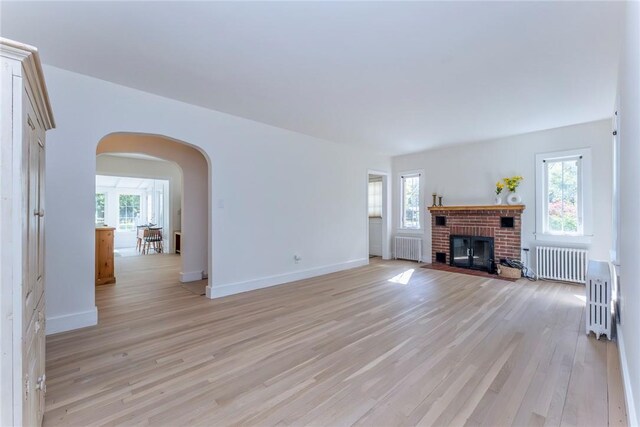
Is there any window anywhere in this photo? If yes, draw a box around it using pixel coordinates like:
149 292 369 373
545 158 580 234
118 194 140 231
536 149 592 242
95 193 106 225
368 179 382 217
400 173 421 229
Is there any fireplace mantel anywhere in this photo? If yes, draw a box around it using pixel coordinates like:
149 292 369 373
428 204 525 213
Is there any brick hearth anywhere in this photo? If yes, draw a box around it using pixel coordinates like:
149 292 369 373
428 205 525 265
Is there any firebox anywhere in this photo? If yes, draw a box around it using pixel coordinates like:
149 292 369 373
450 235 494 271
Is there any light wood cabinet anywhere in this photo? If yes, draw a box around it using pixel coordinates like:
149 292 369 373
0 38 55 427
95 227 116 285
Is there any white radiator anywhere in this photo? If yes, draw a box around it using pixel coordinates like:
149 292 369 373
536 246 588 283
394 237 422 262
586 260 613 340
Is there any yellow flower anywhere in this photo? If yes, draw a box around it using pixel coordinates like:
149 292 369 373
503 176 524 192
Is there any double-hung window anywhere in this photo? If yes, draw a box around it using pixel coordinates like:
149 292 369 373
536 148 592 243
368 179 383 218
118 194 141 232
400 172 421 230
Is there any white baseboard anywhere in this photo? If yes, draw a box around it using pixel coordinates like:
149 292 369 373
46 306 98 335
180 270 203 282
618 327 639 427
207 258 369 299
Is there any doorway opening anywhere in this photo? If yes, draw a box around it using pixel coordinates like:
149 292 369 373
95 133 211 298
367 170 390 260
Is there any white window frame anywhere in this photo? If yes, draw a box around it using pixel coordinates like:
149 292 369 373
535 148 592 244
398 170 423 232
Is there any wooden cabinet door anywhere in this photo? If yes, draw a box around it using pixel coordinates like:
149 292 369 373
24 99 39 327
24 93 45 325
23 299 45 427
23 327 37 427
34 129 45 304
35 305 46 424
24 95 45 325
23 89 46 427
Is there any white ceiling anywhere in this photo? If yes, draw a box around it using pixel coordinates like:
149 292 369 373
1 1 623 155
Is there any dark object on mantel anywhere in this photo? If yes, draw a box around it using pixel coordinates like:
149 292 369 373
432 194 437 207
438 196 443 206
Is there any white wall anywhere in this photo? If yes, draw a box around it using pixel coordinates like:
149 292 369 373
96 154 182 251
616 2 640 424
392 119 613 264
43 65 391 334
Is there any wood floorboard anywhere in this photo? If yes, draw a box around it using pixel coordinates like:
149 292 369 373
44 255 627 426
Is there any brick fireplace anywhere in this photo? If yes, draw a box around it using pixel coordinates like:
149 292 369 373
428 205 525 269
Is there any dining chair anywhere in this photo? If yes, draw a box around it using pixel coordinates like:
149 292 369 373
143 228 163 254
136 225 148 253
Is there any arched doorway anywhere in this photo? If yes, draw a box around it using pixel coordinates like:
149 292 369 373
96 132 211 283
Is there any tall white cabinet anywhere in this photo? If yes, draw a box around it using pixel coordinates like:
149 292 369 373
1 38 55 427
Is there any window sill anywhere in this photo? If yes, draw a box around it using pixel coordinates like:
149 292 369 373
535 233 592 245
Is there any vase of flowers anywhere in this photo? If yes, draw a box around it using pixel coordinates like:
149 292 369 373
494 181 504 205
503 176 523 205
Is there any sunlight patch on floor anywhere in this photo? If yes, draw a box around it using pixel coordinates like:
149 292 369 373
389 269 415 285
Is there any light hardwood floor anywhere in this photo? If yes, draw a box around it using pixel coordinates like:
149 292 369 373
44 255 628 426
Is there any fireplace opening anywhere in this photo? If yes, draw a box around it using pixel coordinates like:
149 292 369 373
450 235 494 272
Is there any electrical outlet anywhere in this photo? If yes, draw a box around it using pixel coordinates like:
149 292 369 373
294 255 302 264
